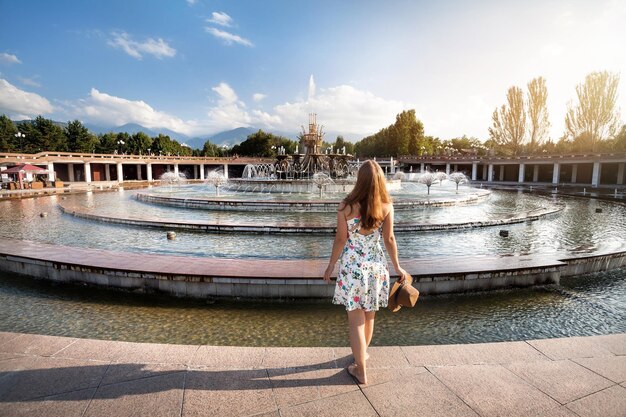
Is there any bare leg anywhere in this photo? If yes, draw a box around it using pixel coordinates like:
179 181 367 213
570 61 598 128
347 309 367 384
364 311 376 349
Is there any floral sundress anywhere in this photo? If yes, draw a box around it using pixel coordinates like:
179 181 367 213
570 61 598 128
332 216 390 311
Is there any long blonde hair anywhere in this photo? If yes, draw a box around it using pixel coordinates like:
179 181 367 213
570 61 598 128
343 160 391 229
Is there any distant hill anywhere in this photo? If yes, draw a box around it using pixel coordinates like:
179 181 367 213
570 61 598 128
83 123 189 142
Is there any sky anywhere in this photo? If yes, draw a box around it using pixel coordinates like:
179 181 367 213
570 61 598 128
0 0 625 142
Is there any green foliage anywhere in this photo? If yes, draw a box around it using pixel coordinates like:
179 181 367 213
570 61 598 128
333 136 355 155
354 110 425 157
614 124 626 152
65 120 98 152
0 115 18 152
231 129 296 157
96 132 118 154
127 132 152 155
202 140 225 157
565 71 621 152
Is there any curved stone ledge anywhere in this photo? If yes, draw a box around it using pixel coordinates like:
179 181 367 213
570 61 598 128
57 199 563 234
0 238 624 299
134 188 492 212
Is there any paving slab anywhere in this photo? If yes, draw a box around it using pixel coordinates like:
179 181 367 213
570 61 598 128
0 333 76 357
262 347 336 369
363 369 479 416
108 342 199 365
85 372 185 417
0 332 22 348
430 363 563 417
527 336 615 360
0 352 24 362
183 369 276 417
279 389 377 417
52 338 136 361
590 333 626 355
401 340 548 366
333 345 410 369
190 345 266 369
100 362 187 386
0 355 108 402
573 356 626 384
505 359 614 404
0 387 95 417
268 366 356 408
565 385 626 417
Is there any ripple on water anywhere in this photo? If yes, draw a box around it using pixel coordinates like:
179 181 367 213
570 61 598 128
0 269 624 346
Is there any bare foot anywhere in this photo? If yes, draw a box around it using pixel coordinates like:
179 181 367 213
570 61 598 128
351 352 369 367
347 363 367 385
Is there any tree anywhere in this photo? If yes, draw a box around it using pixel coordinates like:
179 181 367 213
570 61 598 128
488 86 526 155
333 136 355 155
65 120 98 153
96 132 117 154
614 124 626 152
231 130 296 157
527 77 550 153
202 140 223 157
565 71 620 152
353 109 426 157
0 115 18 152
28 116 67 153
127 132 152 155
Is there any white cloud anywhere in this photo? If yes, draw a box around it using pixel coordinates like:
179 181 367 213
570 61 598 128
73 88 193 135
205 78 409 137
207 12 233 27
18 76 41 88
205 27 253 47
252 93 266 102
0 78 53 117
108 32 176 60
186 0 197 5
0 52 21 65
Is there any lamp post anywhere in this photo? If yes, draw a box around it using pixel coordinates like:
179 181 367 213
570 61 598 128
15 132 25 152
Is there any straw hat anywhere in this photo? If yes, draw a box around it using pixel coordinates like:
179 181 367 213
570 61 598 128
388 275 419 312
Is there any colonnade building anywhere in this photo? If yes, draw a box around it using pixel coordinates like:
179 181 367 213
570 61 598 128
1 152 625 188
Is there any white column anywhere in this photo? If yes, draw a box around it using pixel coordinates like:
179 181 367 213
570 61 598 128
194 165 198 180
552 162 560 185
454 164 458 172
518 163 525 183
223 164 229 179
420 163 425 173
533 165 539 182
617 163 625 185
116 163 124 183
174 164 179 176
68 163 75 182
591 162 600 187
47 162 55 181
147 164 153 181
445 163 450 174
487 164 494 182
199 164 205 180
105 164 111 181
390 156 394 173
471 163 477 181
499 165 504 181
84 162 92 183
571 164 578 183
137 164 142 180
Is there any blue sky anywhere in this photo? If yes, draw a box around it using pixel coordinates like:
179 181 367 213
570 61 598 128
1 0 625 141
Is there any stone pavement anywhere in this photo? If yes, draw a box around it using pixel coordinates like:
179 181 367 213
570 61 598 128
0 333 624 416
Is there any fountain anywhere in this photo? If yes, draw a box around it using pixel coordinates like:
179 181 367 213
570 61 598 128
0 114 625 347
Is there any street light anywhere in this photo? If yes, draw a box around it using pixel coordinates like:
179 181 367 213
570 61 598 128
15 132 25 152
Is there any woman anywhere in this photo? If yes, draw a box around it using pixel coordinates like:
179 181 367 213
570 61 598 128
323 160 408 385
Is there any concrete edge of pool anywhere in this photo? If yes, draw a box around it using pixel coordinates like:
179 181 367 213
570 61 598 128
0 331 624 415
0 238 624 298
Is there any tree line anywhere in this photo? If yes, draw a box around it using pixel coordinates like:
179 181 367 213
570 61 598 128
488 71 624 155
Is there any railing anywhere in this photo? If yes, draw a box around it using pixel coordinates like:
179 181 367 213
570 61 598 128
398 152 626 163
0 152 273 164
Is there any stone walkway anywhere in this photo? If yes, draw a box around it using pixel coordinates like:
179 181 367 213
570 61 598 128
0 332 624 416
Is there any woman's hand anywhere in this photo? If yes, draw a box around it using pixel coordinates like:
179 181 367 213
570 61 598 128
323 265 334 283
395 267 409 284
